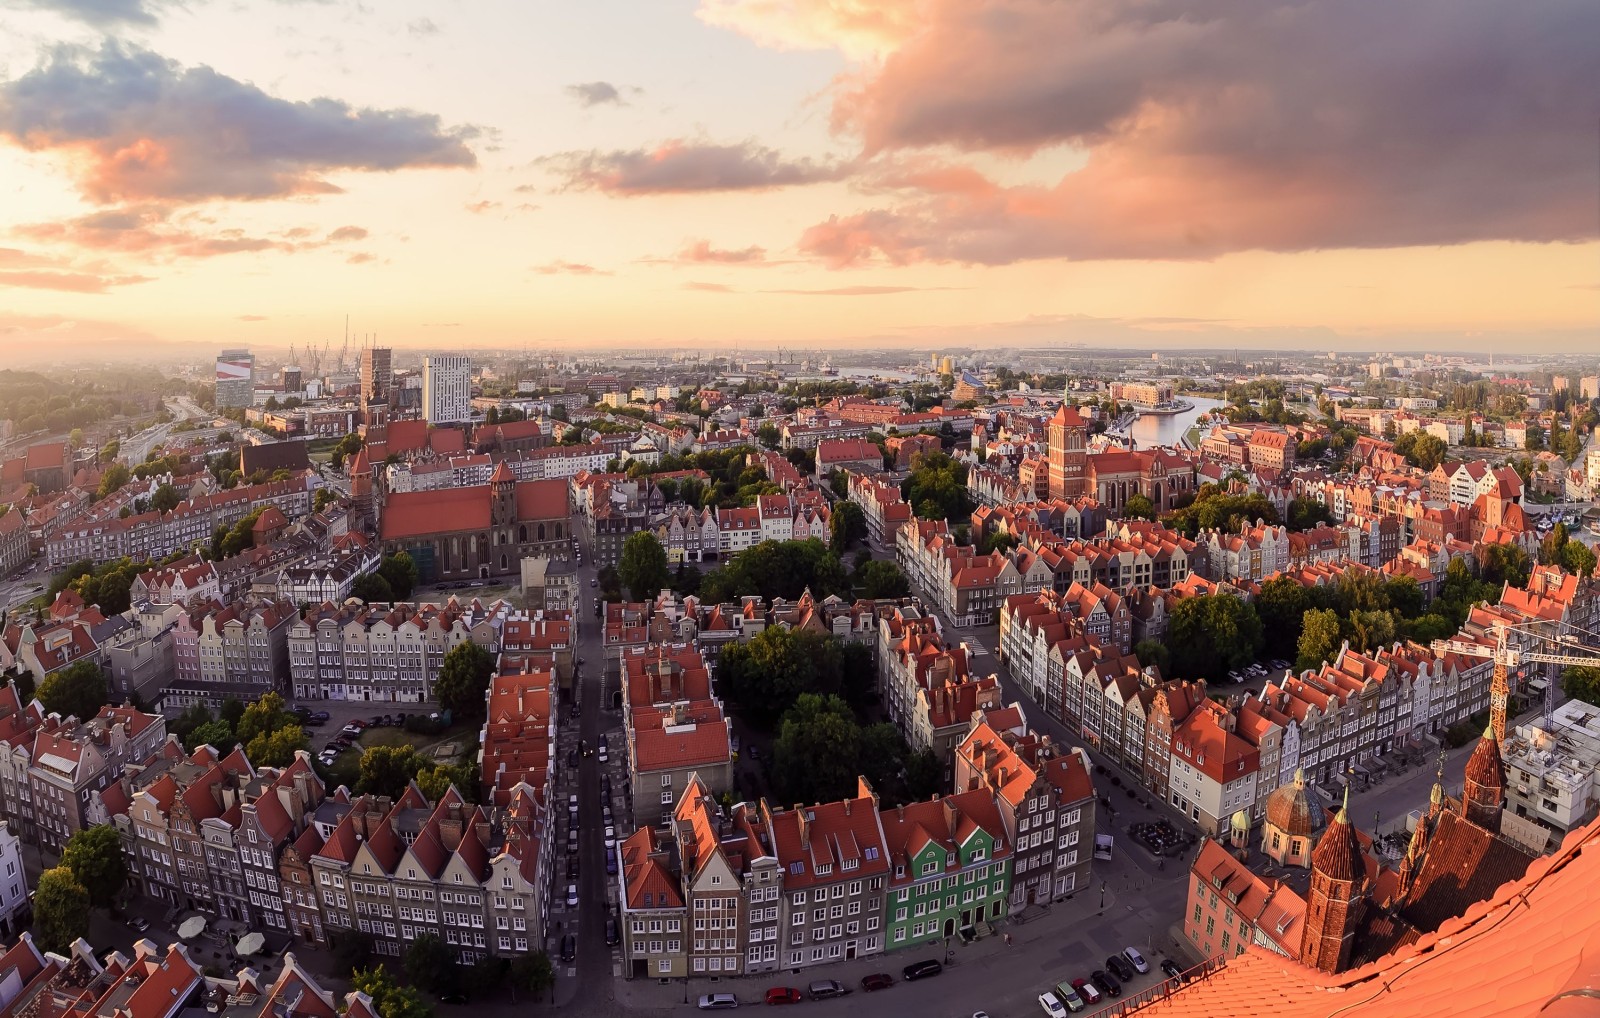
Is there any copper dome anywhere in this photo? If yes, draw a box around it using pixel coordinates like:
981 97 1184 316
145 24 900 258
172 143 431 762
1265 769 1315 838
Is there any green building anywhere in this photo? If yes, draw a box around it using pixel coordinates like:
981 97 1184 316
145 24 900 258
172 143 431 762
879 788 1013 951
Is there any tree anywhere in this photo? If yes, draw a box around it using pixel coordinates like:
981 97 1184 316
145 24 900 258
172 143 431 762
1286 497 1334 532
854 559 909 599
509 952 555 1003
150 483 181 513
903 748 944 802
351 966 432 1018
1166 594 1263 680
434 641 496 719
33 868 90 952
247 724 309 767
358 744 426 799
1122 493 1155 521
756 423 781 449
1561 540 1598 579
1345 609 1397 653
378 551 419 600
618 531 669 602
771 694 862 806
185 718 235 753
416 763 477 803
1133 638 1170 675
331 929 375 974
718 628 847 728
403 933 460 996
97 462 131 499
220 697 246 732
37 660 108 721
1563 665 1600 708
314 488 338 512
1383 575 1425 621
237 691 294 745
61 825 127 905
900 450 971 522
1255 576 1312 659
1297 608 1343 671
830 500 867 554
1480 542 1530 588
350 572 395 603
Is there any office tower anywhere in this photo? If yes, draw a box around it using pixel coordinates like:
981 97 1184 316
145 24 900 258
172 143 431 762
361 347 392 405
215 349 255 408
423 354 471 424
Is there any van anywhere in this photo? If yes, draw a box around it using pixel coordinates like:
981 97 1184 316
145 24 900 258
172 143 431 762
1052 982 1085 1012
807 980 846 1000
901 959 942 981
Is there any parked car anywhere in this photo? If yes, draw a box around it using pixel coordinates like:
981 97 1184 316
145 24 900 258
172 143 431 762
590 578 598 587
860 973 893 992
1038 992 1068 1018
806 980 846 1000
567 748 580 768
606 917 620 946
128 916 150 933
1106 955 1136 983
1160 959 1183 981
559 933 576 963
567 829 578 854
566 883 579 908
605 853 618 876
569 793 580 813
1071 979 1100 1005
303 716 327 728
566 856 578 880
698 994 739 1010
604 825 616 850
764 988 803 1005
1051 982 1085 1012
1092 970 1121 997
1123 947 1149 974
598 742 609 763
901 959 941 981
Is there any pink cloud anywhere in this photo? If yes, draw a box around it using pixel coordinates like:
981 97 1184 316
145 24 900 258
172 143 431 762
17 206 372 261
532 260 611 275
678 240 767 264
539 140 851 195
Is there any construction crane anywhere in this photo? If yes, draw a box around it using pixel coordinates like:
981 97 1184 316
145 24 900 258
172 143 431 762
1432 618 1600 742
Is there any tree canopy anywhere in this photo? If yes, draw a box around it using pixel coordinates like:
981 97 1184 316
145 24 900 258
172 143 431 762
698 539 848 604
434 641 495 719
829 500 867 554
33 868 89 953
351 967 432 1018
62 825 127 906
1167 594 1263 680
378 551 419 600
37 660 108 722
719 627 854 728
901 450 971 522
619 531 670 602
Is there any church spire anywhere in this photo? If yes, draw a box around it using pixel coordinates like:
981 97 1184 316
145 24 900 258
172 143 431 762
1300 775 1368 974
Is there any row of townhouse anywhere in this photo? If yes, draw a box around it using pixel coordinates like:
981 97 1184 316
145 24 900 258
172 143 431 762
895 521 1024 626
166 600 297 715
46 476 316 567
848 473 914 546
618 773 1020 980
620 643 734 828
876 606 1002 780
304 784 546 964
651 495 833 563
969 498 1106 545
286 597 521 702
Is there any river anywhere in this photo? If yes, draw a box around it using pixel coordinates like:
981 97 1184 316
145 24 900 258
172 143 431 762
1125 396 1226 448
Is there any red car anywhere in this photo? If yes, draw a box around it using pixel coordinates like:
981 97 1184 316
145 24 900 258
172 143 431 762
861 973 894 992
765 988 803 1006
1071 979 1102 1005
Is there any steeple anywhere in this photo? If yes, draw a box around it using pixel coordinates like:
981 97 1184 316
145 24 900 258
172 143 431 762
1300 782 1367 974
1462 723 1505 832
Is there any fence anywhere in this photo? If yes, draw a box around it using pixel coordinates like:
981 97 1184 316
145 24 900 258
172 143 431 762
1079 956 1229 1018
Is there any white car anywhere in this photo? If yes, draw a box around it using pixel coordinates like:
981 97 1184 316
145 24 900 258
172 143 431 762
1123 946 1150 974
603 825 616 851
566 883 579 908
697 994 739 1010
1038 992 1068 1018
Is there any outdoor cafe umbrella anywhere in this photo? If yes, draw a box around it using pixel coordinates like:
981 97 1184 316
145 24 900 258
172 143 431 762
235 933 265 956
178 916 207 939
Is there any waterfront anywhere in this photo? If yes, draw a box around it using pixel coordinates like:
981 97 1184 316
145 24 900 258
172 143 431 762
1126 395 1225 447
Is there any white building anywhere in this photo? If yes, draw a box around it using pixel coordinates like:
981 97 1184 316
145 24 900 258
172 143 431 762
423 354 472 424
0 821 24 937
1502 699 1600 847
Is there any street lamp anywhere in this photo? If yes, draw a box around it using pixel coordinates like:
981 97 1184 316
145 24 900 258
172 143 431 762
1099 880 1107 913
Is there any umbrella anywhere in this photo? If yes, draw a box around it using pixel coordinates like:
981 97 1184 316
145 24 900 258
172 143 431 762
178 916 207 939
235 933 265 955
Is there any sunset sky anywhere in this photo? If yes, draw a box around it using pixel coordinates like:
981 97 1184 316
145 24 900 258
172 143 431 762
0 0 1597 358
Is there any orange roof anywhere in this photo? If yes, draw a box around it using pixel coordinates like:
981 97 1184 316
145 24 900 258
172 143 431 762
1130 818 1600 1018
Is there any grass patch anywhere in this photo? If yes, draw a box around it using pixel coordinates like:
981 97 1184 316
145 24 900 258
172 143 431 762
358 721 477 755
324 752 361 788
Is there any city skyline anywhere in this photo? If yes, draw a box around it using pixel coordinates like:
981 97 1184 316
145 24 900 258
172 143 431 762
1 0 1598 358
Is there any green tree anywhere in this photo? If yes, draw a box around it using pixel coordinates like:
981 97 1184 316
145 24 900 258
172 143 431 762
351 966 432 1018
1480 542 1530 588
61 825 127 906
830 500 868 554
1383 575 1425 621
97 462 131 499
900 450 971 522
236 691 295 746
358 744 427 799
416 763 478 804
1133 638 1170 675
618 531 670 602
857 722 911 803
1297 607 1343 671
220 697 247 731
854 558 909 599
1286 497 1334 532
434 641 496 719
185 719 235 753
403 933 460 996
1255 576 1312 659
718 628 847 728
903 748 945 801
1166 594 1263 680
351 572 395 603
756 423 781 449
1563 666 1600 708
509 952 555 1003
37 660 108 721
150 483 181 513
247 724 309 767
331 929 374 974
378 551 420 600
314 488 337 512
1122 493 1155 521
771 694 862 806
1561 540 1598 579
1345 608 1397 653
33 868 90 953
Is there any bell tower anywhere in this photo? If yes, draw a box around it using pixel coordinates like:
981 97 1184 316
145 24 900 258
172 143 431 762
1047 404 1088 500
1299 786 1367 974
1462 724 1506 832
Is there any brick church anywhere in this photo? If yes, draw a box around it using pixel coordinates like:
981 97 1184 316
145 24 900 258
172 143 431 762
1047 403 1196 513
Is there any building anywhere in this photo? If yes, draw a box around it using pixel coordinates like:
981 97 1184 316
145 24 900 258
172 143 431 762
361 347 392 406
1500 699 1600 848
423 354 472 424
378 466 571 582
879 789 1013 950
28 704 167 853
165 601 297 715
1169 702 1261 836
0 508 28 577
620 644 732 827
216 349 255 409
618 825 689 979
765 784 891 969
815 438 883 481
0 821 26 936
1110 381 1176 407
1047 405 1089 500
1183 837 1305 962
1259 769 1315 868
954 708 1096 907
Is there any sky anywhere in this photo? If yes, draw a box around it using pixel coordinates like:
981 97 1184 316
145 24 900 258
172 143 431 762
0 0 1597 359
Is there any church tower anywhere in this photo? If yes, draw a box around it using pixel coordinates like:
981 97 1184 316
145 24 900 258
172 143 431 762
1299 787 1367 974
1462 724 1506 832
490 460 517 529
1047 404 1088 500
348 446 375 535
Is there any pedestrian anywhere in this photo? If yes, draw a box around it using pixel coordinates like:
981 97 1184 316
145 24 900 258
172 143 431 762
1004 933 1013 946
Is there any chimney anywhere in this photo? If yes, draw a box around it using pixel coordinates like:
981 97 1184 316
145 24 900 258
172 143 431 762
440 814 465 852
896 804 905 822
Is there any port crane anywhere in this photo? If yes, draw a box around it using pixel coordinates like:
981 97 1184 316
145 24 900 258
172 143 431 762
1432 617 1600 741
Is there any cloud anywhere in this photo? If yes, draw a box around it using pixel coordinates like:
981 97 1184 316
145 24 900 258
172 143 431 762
3 0 163 26
565 81 629 108
407 17 439 36
422 321 461 327
677 239 767 264
714 0 1600 263
539 140 851 195
345 252 377 264
532 260 610 275
764 285 950 296
237 314 268 321
0 269 151 292
16 206 371 260
0 41 477 204
682 281 736 293
464 200 500 214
